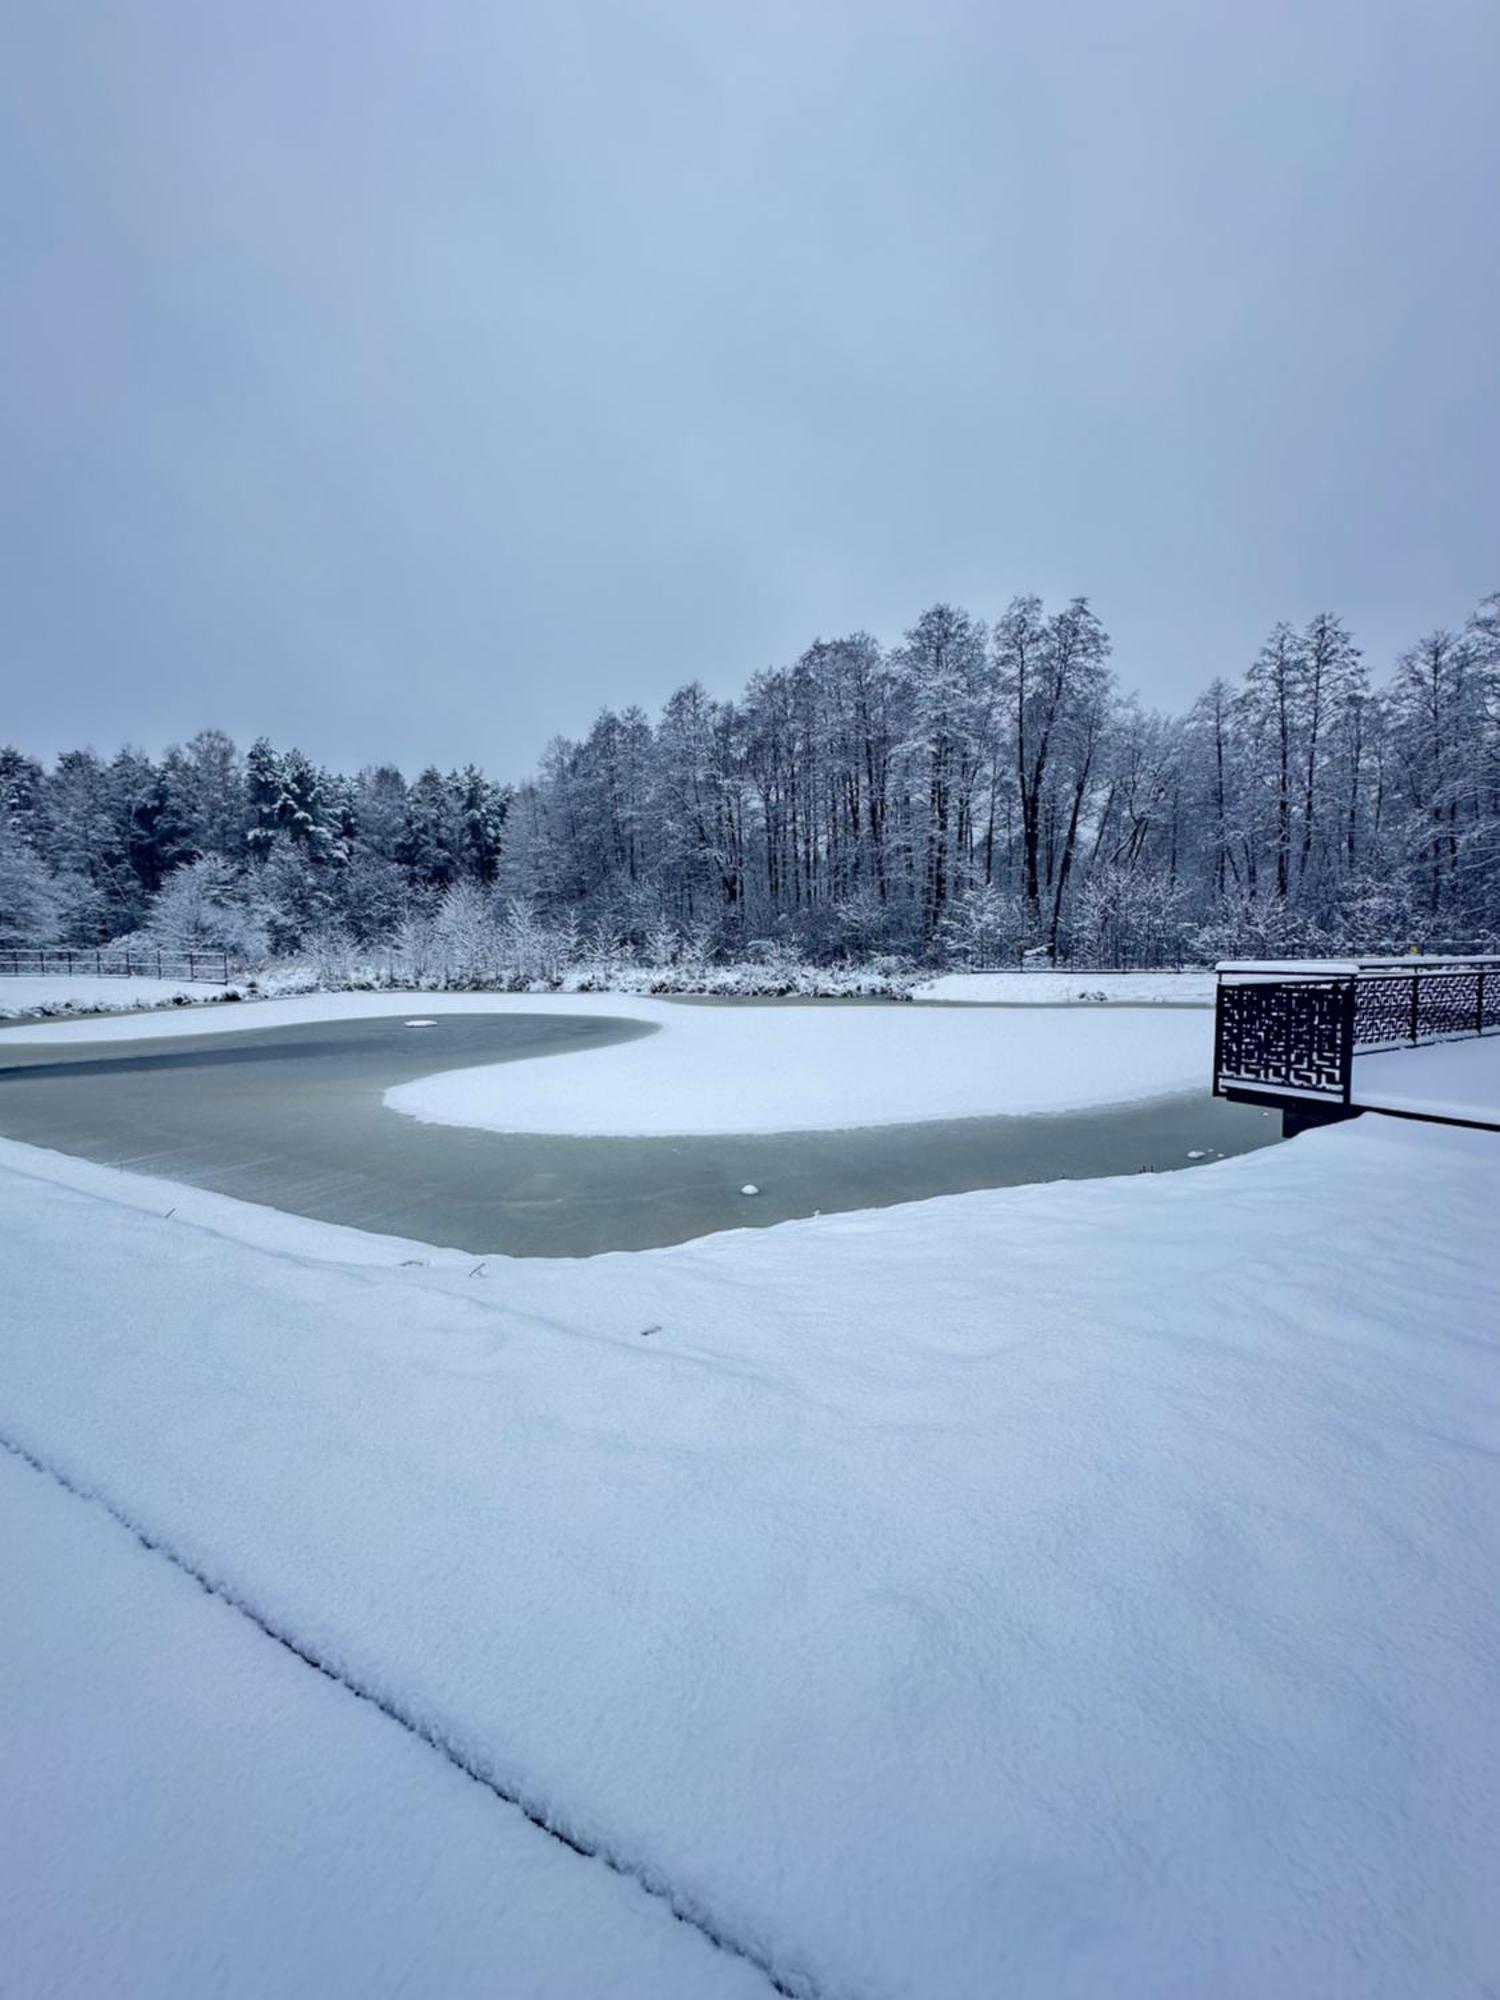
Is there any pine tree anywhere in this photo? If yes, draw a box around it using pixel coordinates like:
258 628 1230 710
245 739 284 862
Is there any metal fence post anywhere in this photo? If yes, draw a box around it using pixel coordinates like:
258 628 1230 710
1338 977 1356 1103
1211 972 1226 1097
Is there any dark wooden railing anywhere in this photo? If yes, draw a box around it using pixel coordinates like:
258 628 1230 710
1213 957 1500 1128
0 946 238 985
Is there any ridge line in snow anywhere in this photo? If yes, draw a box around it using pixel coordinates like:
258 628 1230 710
0 1429 827 2000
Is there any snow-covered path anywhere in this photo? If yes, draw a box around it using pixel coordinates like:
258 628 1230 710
2 1122 1498 1996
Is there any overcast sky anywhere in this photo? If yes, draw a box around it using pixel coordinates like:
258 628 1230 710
3 0 1497 780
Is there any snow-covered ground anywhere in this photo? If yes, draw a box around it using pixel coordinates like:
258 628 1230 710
2 1116 1498 1998
0 1446 763 2000
0 974 235 1022
2 988 1210 1134
914 969 1216 1005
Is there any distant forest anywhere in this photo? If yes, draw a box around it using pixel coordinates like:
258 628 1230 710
4 589 1498 972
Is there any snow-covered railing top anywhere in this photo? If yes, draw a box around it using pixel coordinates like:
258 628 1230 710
1213 956 1499 1110
1216 956 1500 978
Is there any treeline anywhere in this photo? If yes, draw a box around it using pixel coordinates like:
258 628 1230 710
0 741 507 962
506 591 1500 964
2 587 1497 971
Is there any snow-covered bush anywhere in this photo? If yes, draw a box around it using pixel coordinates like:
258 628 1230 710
935 884 1026 968
1071 868 1188 969
433 879 500 983
145 856 270 962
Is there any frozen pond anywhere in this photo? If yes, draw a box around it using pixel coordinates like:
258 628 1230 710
0 1009 1278 1255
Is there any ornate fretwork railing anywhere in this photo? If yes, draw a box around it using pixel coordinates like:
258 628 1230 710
1213 957 1500 1120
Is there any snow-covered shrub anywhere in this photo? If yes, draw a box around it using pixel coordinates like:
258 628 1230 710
146 855 270 962
935 884 1025 968
644 917 683 967
433 879 500 984
499 898 567 987
1071 868 1189 969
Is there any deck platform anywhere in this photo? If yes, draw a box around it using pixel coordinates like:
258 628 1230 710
1353 1035 1500 1130
1213 957 1500 1135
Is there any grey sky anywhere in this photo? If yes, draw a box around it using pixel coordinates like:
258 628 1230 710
3 0 1497 780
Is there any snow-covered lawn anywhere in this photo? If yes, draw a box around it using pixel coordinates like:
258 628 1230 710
914 969 1216 1005
2 989 1211 1133
2 1116 1497 1997
0 974 235 1022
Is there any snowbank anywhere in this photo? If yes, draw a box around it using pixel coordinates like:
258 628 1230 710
2 1119 1498 1997
913 969 1216 1005
0 974 238 1022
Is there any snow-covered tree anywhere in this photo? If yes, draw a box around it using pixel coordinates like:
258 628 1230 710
6 581 1498 972
0 820 69 944
146 855 269 960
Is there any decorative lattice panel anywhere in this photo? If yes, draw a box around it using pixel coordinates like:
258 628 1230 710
1354 970 1498 1050
1216 980 1351 1099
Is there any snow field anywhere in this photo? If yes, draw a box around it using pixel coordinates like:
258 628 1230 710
2 1116 1498 1997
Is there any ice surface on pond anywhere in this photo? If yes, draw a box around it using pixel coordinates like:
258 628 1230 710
1 989 1213 1137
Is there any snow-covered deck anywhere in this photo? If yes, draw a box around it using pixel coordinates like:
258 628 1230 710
1353 1033 1500 1128
1214 957 1500 1133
